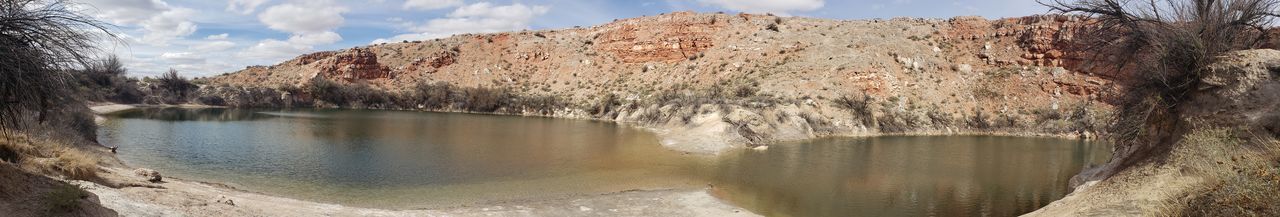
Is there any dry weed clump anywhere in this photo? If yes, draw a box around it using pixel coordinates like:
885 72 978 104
0 134 98 180
1171 127 1280 216
42 182 89 213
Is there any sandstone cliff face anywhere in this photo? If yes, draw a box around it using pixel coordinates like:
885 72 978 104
208 12 1117 153
593 12 726 63
313 48 392 81
212 12 1109 100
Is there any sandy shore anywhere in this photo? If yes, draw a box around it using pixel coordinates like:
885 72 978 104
89 104 138 115
75 167 755 217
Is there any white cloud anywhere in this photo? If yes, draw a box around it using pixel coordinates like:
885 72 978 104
79 0 169 24
238 39 312 62
206 33 230 40
227 0 271 14
403 0 462 10
695 0 824 15
160 52 206 64
287 31 343 45
258 1 349 34
238 0 349 63
140 8 198 44
193 41 237 52
372 2 549 44
79 0 198 45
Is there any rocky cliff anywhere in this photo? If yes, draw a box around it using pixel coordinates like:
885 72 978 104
207 12 1116 153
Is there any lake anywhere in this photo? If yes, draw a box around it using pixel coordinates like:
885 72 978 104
99 108 1110 216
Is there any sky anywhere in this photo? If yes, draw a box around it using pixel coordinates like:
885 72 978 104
79 0 1052 78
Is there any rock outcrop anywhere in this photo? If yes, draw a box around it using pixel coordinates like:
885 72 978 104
313 48 391 81
133 168 162 183
594 11 725 63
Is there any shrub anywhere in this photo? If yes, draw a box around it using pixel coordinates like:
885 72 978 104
306 78 346 106
877 107 923 133
1032 107 1064 122
766 23 780 32
0 0 113 133
305 78 393 108
589 93 622 118
833 94 875 126
411 81 454 109
513 94 563 115
926 106 955 126
458 87 509 112
342 83 392 109
1043 0 1280 166
43 183 88 213
149 69 197 104
74 55 145 103
732 84 758 98
968 108 992 130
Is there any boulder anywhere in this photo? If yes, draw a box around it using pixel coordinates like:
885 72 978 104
133 168 162 182
216 195 235 206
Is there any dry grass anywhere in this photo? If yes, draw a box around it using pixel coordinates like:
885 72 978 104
1164 127 1280 216
0 133 98 180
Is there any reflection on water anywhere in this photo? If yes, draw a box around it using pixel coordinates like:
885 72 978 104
112 107 272 121
100 108 1110 216
711 137 1110 217
101 108 706 208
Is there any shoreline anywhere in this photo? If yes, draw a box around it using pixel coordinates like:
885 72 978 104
77 166 756 216
74 164 752 215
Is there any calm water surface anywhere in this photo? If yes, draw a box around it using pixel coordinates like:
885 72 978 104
99 108 1110 216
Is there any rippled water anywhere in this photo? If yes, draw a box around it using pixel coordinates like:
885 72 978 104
99 108 1110 216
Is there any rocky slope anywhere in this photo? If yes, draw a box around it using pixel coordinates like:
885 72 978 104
207 12 1114 153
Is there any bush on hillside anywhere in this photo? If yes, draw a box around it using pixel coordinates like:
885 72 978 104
1043 0 1280 165
0 0 113 137
833 94 875 126
145 69 197 104
588 93 622 118
73 55 145 103
410 81 454 109
305 78 395 109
